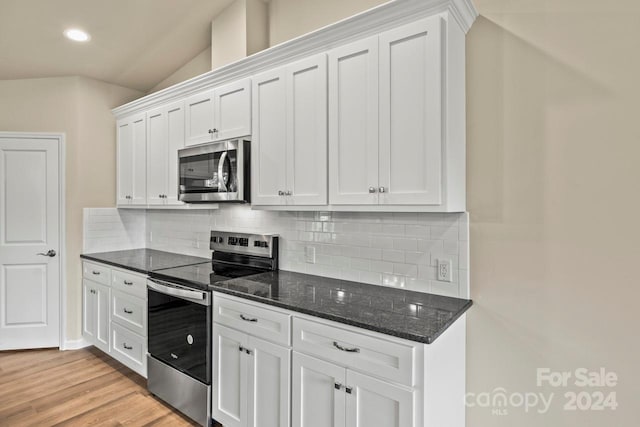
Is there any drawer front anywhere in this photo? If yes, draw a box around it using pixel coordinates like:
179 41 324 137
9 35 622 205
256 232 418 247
111 322 146 377
111 268 146 299
293 317 416 386
82 261 111 286
213 295 291 346
112 290 146 336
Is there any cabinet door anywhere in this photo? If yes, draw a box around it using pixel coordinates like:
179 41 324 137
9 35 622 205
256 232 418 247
213 79 251 141
146 107 167 206
82 280 96 343
251 68 288 205
345 370 415 427
328 37 379 205
116 119 133 205
185 90 215 147
147 102 185 206
247 336 291 427
286 54 328 205
292 352 346 427
93 282 111 353
212 324 248 427
130 114 147 205
379 17 443 205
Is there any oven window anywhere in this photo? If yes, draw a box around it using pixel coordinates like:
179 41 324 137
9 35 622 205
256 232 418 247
148 288 211 384
179 149 238 194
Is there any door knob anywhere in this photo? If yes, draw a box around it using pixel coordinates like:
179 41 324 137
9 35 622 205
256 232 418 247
37 250 56 257
368 187 377 193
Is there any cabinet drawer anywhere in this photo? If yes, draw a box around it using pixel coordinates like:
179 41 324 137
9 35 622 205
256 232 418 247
111 268 146 298
112 290 146 337
82 261 111 286
213 295 291 346
111 322 146 377
293 317 416 386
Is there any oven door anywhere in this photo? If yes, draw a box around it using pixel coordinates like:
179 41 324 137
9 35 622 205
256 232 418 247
178 140 248 203
147 279 211 384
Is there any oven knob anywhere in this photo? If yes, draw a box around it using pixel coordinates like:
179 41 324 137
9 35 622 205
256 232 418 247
187 334 194 345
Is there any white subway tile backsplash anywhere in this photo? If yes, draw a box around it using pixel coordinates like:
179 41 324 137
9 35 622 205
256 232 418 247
84 205 469 299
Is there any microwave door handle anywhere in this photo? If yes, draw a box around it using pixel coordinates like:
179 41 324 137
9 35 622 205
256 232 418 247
218 151 228 192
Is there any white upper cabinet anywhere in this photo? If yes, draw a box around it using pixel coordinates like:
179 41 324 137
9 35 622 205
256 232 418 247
379 17 443 205
252 54 327 206
213 79 252 141
328 37 379 205
185 90 215 147
146 101 185 206
252 68 288 206
116 113 146 206
328 15 465 211
185 79 251 147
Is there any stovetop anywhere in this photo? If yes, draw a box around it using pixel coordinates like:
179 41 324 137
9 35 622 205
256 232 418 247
150 261 269 291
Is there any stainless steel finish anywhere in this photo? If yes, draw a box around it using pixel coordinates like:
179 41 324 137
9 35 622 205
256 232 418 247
147 279 211 306
178 139 249 203
217 151 228 192
209 231 278 258
378 186 386 193
240 314 258 322
333 341 361 353
148 355 211 427
37 249 56 257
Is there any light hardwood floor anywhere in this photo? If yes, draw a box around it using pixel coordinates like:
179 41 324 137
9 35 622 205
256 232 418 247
0 347 201 426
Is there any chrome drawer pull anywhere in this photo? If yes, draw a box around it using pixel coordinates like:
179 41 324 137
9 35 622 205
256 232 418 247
240 314 258 322
333 341 360 353
123 280 133 285
334 382 344 390
346 386 353 394
123 343 133 350
92 271 100 275
123 308 133 314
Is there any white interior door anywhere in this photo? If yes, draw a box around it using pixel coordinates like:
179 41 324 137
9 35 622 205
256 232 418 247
0 134 61 350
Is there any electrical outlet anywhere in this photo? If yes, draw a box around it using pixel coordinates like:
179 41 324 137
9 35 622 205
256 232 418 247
305 246 316 264
437 259 452 282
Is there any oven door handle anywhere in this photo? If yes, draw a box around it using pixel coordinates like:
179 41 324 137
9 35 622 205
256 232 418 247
147 279 211 306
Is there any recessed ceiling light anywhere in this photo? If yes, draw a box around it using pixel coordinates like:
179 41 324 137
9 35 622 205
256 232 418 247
64 28 90 42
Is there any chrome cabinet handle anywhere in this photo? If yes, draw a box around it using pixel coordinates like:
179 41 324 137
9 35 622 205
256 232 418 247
208 128 219 134
123 280 133 286
240 314 258 322
37 250 56 257
378 187 386 193
92 271 100 275
278 190 285 196
123 343 133 350
368 187 377 193
285 190 292 196
334 383 344 390
333 341 360 353
346 386 353 394
123 308 133 314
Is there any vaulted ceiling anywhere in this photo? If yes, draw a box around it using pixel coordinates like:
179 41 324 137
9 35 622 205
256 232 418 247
0 0 236 91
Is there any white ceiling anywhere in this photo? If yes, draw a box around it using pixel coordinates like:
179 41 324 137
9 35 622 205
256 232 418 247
0 0 236 91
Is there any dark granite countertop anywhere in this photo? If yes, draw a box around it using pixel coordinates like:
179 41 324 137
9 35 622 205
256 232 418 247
80 249 210 275
151 264 472 344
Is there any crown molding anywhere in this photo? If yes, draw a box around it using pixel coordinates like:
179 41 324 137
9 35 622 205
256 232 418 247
112 0 477 118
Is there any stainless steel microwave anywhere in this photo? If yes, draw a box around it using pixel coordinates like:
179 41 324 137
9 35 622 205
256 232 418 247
178 139 250 203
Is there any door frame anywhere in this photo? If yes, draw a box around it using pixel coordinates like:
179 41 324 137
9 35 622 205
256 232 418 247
0 132 66 350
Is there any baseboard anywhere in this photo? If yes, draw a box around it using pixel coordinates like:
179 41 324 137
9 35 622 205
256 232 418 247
61 337 91 351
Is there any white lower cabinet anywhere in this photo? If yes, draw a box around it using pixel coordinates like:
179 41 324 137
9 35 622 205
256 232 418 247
292 352 414 427
82 260 148 377
212 323 291 427
82 279 110 354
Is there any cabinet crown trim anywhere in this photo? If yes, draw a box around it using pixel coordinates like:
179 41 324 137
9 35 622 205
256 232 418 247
112 0 477 119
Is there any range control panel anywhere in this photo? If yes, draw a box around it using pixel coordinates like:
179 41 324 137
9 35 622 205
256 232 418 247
210 231 278 257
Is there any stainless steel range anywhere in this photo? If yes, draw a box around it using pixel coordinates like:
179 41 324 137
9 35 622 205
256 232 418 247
146 231 278 426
